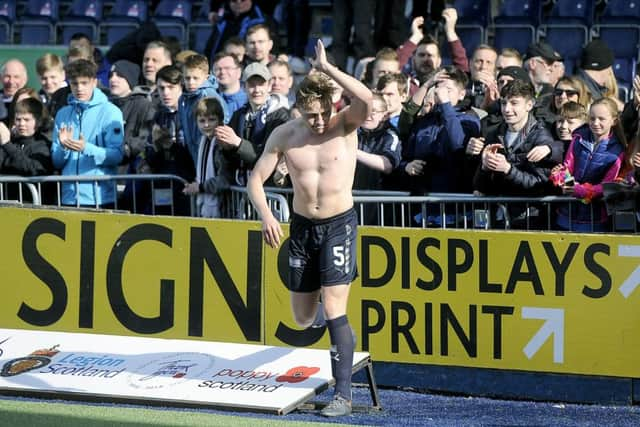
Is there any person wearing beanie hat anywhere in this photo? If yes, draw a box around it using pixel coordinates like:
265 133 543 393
497 66 532 90
577 39 623 109
109 59 154 167
581 40 614 71
109 60 140 97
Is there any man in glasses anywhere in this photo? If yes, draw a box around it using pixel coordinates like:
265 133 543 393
212 52 247 116
523 42 562 99
523 42 562 127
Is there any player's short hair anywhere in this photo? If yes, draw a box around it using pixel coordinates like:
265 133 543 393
296 72 335 113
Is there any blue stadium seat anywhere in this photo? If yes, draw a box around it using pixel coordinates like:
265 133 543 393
539 0 593 61
546 0 594 26
452 0 491 27
99 0 148 46
456 26 485 56
188 1 211 53
563 57 576 75
592 0 640 60
0 1 15 43
494 0 542 26
56 0 102 44
448 0 489 55
594 26 640 60
539 25 588 61
491 0 540 54
598 0 640 23
613 57 636 91
153 0 191 48
14 0 58 44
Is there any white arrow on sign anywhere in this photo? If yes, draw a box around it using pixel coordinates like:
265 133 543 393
522 307 564 364
618 245 640 298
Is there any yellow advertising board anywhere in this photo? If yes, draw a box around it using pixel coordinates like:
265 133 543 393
0 206 263 344
1 206 639 379
265 227 640 378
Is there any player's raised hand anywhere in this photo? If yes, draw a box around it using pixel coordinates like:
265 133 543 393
310 39 329 73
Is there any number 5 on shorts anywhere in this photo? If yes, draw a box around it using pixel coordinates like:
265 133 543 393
333 245 345 266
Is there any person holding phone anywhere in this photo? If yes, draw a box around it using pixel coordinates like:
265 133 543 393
473 79 562 229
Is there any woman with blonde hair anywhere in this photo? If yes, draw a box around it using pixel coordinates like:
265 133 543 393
553 97 627 231
551 76 591 114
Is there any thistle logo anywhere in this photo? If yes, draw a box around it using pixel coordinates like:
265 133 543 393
128 353 215 390
275 366 320 383
1 343 60 377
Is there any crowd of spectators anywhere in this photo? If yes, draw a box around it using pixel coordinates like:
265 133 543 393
1 0 639 232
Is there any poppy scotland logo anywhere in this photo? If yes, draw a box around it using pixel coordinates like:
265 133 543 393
1 344 60 377
275 366 320 383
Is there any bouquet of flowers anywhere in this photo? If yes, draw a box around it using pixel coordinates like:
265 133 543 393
550 165 574 187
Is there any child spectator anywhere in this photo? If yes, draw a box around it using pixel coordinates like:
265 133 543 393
183 97 235 218
0 98 52 176
51 59 124 207
143 65 195 216
178 54 229 164
108 59 154 165
474 79 562 229
554 101 588 154
36 53 66 108
354 93 401 191
399 66 481 196
553 97 627 232
376 72 408 129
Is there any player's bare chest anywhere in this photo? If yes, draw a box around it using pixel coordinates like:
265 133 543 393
287 138 352 170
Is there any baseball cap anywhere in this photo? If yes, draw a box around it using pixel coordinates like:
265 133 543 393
242 62 271 82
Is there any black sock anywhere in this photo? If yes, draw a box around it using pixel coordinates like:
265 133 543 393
326 315 354 399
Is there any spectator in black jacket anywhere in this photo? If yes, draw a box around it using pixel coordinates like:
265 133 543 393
108 60 155 166
474 80 563 229
143 65 195 216
0 98 52 177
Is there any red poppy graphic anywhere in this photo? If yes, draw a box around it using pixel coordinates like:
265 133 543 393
275 366 320 383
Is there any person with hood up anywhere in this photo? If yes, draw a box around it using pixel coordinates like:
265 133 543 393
51 59 124 207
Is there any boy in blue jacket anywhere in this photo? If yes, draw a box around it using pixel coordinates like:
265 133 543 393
178 54 229 164
51 59 124 207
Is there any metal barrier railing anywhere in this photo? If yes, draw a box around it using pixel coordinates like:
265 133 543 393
0 177 40 205
0 174 195 216
1 175 635 233
225 186 632 233
226 185 291 222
